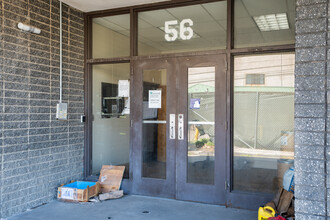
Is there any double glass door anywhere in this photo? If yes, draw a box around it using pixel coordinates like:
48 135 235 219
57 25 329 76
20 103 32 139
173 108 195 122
132 54 227 204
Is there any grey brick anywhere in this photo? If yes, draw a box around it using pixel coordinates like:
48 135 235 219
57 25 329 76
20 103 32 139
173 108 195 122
28 142 52 150
295 131 325 145
4 90 29 99
29 149 50 157
295 199 326 216
325 76 330 89
4 98 29 106
297 4 327 20
30 107 50 114
4 137 28 146
295 158 325 173
29 100 51 107
297 0 327 6
3 122 28 129
29 114 50 121
294 214 325 220
3 151 28 162
295 185 326 201
3 145 28 154
3 114 28 121
296 47 326 62
296 18 327 34
296 32 326 48
295 104 326 117
29 128 50 135
296 76 325 90
295 90 326 104
295 145 325 160
327 174 330 189
29 134 50 143
4 74 29 83
295 171 325 187
296 118 325 132
30 121 50 128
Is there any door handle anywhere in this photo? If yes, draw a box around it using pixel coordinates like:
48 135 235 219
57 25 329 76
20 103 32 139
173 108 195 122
170 114 176 139
178 114 184 140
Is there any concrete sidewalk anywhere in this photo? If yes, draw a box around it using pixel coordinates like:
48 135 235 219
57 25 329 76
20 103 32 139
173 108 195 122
7 195 257 220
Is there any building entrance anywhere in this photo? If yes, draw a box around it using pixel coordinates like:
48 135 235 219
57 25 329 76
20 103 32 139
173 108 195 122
131 54 227 204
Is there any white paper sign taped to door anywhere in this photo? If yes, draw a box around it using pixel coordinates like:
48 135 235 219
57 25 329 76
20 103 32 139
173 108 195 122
148 90 162 108
118 80 129 97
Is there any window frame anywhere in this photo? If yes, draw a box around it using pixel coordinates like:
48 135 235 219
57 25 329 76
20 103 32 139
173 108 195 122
84 0 295 209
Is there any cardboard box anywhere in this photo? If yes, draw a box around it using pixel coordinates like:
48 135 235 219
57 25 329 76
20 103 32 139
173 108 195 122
58 181 100 202
98 165 125 193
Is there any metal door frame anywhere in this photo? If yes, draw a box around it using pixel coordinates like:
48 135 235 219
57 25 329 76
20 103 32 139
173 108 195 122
131 54 227 204
131 58 177 198
176 54 227 204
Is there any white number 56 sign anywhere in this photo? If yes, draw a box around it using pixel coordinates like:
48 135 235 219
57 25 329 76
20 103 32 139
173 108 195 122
164 19 193 42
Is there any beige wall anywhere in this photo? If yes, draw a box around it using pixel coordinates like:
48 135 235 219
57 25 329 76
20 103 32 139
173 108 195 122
234 53 295 88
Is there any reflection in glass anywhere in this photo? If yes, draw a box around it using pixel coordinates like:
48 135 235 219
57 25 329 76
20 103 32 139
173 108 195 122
138 1 227 56
142 69 167 179
234 0 295 48
92 63 130 178
187 67 215 185
93 14 130 58
233 53 295 193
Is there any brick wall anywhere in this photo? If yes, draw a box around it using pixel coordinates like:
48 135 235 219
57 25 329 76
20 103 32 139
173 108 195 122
0 0 84 218
295 0 329 219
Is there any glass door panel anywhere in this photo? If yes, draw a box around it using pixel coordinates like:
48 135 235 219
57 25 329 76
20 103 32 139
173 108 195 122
187 67 215 185
142 69 167 179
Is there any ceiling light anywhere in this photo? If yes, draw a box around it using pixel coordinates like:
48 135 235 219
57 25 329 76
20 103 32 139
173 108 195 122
253 13 289 32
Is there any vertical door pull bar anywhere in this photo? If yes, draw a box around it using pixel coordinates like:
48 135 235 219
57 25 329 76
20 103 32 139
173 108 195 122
178 114 184 140
170 114 176 139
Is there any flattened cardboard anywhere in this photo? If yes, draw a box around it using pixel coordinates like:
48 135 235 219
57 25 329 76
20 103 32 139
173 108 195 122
98 165 125 193
277 189 293 214
99 190 124 201
273 187 284 208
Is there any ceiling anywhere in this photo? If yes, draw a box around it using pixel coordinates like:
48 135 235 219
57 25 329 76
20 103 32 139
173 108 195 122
93 1 228 54
61 0 170 12
92 0 295 54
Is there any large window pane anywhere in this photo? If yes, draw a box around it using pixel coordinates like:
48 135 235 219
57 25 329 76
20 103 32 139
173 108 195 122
138 1 227 56
92 63 130 178
233 53 294 193
234 0 295 48
93 14 130 58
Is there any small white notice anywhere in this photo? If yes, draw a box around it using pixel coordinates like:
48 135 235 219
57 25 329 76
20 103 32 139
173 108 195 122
101 175 107 183
118 80 129 97
61 187 75 200
148 90 162 108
